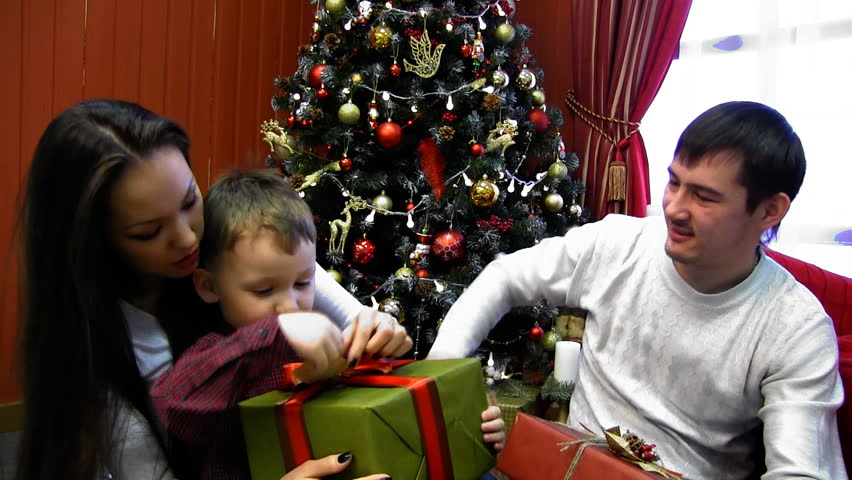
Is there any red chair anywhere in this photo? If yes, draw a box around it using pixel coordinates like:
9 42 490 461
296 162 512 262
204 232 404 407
766 248 852 471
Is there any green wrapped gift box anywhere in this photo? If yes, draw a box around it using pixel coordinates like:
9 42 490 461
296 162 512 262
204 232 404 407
239 358 496 480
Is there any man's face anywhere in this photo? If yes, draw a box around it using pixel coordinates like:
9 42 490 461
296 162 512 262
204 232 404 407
662 153 763 271
207 230 316 328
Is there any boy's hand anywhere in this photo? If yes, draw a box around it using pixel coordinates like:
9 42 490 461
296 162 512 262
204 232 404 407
482 393 506 451
342 307 413 365
278 312 347 384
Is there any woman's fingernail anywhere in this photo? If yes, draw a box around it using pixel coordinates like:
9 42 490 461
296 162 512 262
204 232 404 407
337 451 352 463
349 358 358 368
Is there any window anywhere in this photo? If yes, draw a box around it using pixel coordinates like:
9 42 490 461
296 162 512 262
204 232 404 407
642 0 852 276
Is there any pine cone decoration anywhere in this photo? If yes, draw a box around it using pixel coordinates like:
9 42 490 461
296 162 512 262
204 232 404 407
289 173 305 190
483 94 502 111
324 33 341 48
438 126 456 141
624 431 644 453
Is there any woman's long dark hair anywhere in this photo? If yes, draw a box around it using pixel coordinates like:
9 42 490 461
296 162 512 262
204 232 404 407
16 99 203 479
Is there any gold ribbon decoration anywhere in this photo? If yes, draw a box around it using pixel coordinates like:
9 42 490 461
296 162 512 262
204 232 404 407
564 91 640 204
557 425 683 479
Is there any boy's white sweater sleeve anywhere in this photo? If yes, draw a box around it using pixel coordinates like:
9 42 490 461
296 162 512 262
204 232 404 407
312 263 365 328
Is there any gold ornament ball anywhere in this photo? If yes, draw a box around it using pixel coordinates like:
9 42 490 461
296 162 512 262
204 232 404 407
569 203 583 218
548 161 568 180
530 89 546 106
372 190 393 211
272 134 299 162
470 177 500 208
395 266 415 279
495 23 516 44
325 0 346 15
491 69 510 88
327 269 343 284
338 102 361 125
370 24 393 49
541 330 561 352
378 297 405 324
544 192 564 212
516 69 537 91
351 72 363 84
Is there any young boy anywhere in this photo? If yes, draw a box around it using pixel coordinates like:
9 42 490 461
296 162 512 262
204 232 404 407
151 170 380 479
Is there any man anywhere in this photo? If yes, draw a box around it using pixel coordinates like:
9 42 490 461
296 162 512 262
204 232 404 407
429 102 846 479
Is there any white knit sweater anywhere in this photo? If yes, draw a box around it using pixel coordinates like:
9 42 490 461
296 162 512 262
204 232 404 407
429 214 846 479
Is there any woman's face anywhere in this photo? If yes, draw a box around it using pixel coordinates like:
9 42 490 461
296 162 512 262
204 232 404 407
109 146 204 280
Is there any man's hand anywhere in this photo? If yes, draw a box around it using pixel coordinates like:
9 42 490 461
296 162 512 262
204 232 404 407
278 312 347 384
280 452 390 480
342 307 413 364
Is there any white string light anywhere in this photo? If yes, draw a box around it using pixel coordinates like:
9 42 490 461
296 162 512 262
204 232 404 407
358 80 483 102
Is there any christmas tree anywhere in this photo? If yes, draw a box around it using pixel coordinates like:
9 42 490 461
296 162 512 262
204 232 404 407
261 0 587 386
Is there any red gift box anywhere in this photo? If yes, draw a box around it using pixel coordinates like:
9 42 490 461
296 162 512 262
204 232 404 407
497 413 671 479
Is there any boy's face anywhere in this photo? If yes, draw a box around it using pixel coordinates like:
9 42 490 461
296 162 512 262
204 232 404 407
662 153 764 271
196 229 316 328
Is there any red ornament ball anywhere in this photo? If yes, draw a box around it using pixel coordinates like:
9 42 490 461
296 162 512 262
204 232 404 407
317 87 329 99
529 325 544 341
406 202 415 211
470 143 485 156
460 43 473 57
308 64 327 89
416 268 430 279
339 157 352 170
431 230 465 262
286 115 296 128
442 112 458 123
376 121 402 149
300 118 312 127
389 63 402 76
352 237 376 264
528 109 550 132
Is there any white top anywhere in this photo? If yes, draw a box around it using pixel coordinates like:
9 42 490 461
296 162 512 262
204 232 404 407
429 214 846 479
109 264 364 479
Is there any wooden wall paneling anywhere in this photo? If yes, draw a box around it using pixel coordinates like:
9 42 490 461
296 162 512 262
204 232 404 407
164 0 195 132
0 0 24 404
279 1 311 81
82 0 117 98
186 0 216 190
255 0 284 162
138 0 170 114
112 0 143 102
20 0 56 168
52 0 86 113
209 0 241 183
233 1 263 171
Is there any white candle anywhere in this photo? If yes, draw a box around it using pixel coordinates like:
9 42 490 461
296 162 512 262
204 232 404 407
554 341 581 384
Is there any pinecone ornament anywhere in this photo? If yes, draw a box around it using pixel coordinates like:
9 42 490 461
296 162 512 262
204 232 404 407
289 173 305 190
438 126 456 141
483 94 502 112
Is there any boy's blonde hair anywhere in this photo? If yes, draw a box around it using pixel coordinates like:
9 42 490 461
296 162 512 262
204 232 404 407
200 169 316 269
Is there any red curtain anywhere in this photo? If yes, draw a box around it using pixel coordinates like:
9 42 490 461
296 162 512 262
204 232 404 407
568 0 692 219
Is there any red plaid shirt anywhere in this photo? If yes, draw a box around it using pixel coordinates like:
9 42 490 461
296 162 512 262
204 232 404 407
151 315 299 480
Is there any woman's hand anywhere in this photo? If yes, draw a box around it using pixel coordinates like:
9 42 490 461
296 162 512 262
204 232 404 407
481 403 506 451
280 452 390 480
278 312 347 384
342 307 413 364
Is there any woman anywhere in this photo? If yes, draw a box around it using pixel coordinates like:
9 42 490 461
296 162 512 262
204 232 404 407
15 99 493 480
